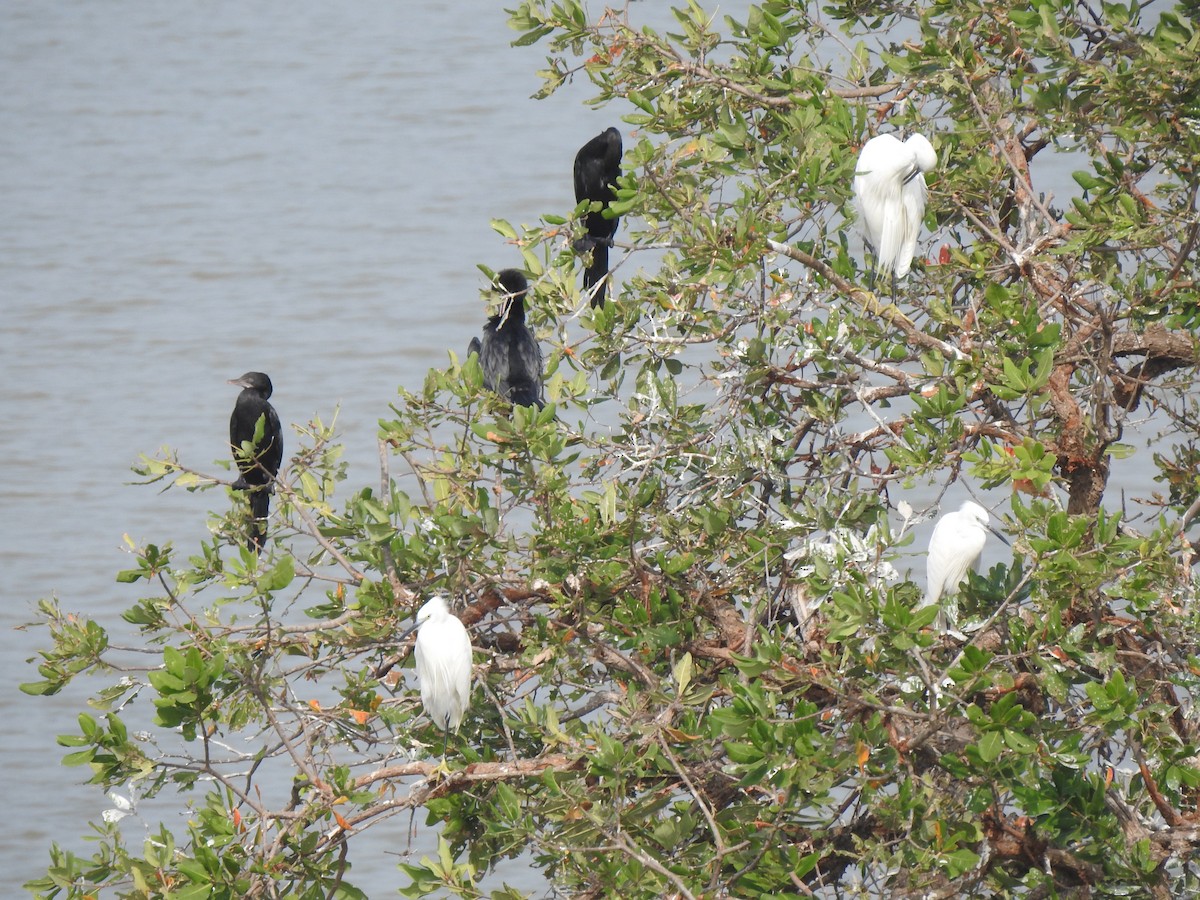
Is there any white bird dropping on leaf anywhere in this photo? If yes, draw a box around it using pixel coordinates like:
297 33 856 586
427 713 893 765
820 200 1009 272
408 596 472 735
923 501 992 636
853 132 938 279
101 784 137 823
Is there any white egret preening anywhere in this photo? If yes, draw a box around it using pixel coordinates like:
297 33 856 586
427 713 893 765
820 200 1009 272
923 501 1004 637
853 132 938 281
402 596 473 756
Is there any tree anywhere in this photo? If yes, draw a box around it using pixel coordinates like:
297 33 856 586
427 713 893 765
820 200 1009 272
23 0 1200 896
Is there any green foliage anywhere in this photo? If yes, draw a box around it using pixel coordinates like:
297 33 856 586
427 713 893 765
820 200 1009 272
22 0 1200 897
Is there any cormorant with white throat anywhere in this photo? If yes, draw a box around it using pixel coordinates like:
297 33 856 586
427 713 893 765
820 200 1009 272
467 269 544 409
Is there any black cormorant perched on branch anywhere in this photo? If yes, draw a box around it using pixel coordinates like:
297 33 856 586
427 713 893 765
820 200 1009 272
467 269 544 409
228 371 283 551
573 127 623 307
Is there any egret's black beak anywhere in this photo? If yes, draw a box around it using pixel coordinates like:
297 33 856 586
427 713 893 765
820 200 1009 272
987 523 1011 546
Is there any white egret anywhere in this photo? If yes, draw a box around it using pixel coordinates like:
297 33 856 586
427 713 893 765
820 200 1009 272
853 132 937 281
923 501 1004 637
402 596 472 756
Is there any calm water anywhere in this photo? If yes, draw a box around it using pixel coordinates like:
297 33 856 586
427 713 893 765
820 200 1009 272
0 1 1164 895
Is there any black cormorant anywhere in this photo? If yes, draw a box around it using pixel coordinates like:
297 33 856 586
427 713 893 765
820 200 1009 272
573 127 623 307
228 371 283 551
467 270 544 409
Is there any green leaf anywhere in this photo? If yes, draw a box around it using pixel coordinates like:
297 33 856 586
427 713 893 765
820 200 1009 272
976 730 1004 763
673 652 693 696
260 554 295 592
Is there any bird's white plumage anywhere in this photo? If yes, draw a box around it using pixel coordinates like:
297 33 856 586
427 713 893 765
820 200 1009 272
411 596 472 732
853 132 937 278
923 501 990 634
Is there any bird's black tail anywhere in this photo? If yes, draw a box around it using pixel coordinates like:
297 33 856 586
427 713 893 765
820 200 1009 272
247 487 271 552
508 382 544 410
582 241 609 308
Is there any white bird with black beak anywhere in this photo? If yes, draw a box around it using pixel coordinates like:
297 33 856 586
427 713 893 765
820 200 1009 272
853 132 937 282
923 501 1006 637
401 596 472 757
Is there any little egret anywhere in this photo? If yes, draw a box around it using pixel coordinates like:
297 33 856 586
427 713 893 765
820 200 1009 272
402 596 473 756
466 269 544 408
923 501 1004 637
228 372 283 552
573 126 623 307
853 132 937 282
